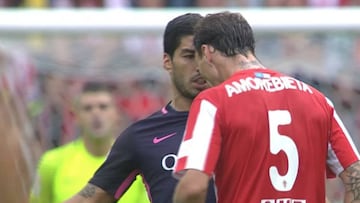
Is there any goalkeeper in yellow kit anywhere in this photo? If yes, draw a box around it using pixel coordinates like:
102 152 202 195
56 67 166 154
30 82 149 203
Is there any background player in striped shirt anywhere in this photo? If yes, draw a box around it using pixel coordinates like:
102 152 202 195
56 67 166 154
173 11 360 203
63 13 216 203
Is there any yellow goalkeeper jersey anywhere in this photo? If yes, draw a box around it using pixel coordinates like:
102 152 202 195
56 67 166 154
30 138 149 203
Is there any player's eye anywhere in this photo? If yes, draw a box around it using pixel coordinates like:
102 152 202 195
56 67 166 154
82 105 93 112
183 54 194 59
99 104 109 110
81 103 110 112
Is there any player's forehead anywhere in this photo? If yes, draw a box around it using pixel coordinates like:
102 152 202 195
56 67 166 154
176 35 195 54
79 92 113 104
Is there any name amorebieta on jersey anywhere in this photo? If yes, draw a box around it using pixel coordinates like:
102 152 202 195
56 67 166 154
225 75 313 97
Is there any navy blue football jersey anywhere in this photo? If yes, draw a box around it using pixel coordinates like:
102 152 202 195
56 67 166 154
89 103 216 203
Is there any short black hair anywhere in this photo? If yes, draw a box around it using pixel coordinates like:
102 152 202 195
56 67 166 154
163 13 203 58
81 81 112 93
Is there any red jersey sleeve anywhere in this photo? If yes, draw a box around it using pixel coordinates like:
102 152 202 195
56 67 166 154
326 98 360 177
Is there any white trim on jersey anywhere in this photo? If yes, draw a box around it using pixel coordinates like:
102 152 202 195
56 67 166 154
326 97 360 175
333 109 360 158
326 98 360 158
177 99 217 171
327 144 344 176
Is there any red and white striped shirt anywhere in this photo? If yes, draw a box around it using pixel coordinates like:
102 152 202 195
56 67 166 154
174 68 359 203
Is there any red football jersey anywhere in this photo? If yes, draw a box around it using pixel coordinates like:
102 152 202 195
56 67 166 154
174 68 360 203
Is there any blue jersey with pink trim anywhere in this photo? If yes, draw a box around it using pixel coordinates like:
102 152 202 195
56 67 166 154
89 103 216 203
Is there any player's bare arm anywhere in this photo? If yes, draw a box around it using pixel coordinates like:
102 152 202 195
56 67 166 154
173 170 209 203
78 184 97 198
63 183 114 203
339 161 360 203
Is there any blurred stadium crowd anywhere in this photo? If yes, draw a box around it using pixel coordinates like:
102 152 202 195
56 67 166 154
0 3 360 203
0 0 360 8
2 28 360 203
2 31 358 147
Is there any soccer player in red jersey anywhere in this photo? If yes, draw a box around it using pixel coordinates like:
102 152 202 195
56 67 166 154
173 11 360 203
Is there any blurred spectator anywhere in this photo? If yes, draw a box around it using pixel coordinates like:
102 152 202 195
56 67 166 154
23 0 47 7
4 0 360 7
308 0 340 6
347 0 360 5
0 48 40 203
354 36 360 71
0 86 35 203
195 0 226 7
72 0 103 7
36 73 78 148
130 0 165 7
116 78 166 121
104 0 129 8
356 104 360 146
227 0 260 7
0 0 22 6
166 0 193 7
307 0 360 6
263 0 307 6
30 81 149 203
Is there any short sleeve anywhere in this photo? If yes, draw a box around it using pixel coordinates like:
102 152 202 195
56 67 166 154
89 128 139 199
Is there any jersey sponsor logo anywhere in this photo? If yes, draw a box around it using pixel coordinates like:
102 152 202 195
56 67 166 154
161 153 177 171
153 132 177 144
261 198 306 203
225 75 313 97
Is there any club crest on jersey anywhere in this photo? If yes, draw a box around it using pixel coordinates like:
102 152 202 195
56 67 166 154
254 72 270 79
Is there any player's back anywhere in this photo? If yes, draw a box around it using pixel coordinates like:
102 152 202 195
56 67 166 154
211 68 332 203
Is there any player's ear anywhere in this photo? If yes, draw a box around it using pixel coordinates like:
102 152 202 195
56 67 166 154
202 44 212 63
163 53 172 72
71 100 81 125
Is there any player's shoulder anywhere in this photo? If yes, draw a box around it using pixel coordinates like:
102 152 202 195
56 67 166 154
129 103 182 125
40 139 81 162
119 103 186 138
127 109 162 127
279 71 330 108
119 107 166 135
37 141 78 172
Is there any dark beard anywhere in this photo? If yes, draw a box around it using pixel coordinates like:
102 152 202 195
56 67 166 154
173 76 198 100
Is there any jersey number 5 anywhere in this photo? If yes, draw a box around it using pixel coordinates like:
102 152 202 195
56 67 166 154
268 110 299 192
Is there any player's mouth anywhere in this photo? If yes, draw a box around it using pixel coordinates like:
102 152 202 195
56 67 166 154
91 118 103 130
192 77 209 90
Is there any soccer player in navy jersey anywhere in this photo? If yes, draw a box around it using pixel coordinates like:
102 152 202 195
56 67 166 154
173 11 360 203
63 13 216 203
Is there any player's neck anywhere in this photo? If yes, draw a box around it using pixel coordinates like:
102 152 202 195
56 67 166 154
170 96 192 112
236 54 264 70
224 55 265 77
213 52 265 82
82 136 113 157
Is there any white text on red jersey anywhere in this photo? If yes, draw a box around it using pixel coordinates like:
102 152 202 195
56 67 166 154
225 76 313 97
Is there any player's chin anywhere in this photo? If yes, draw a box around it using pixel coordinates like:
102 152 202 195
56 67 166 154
91 133 110 139
90 128 108 136
189 88 206 98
